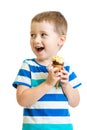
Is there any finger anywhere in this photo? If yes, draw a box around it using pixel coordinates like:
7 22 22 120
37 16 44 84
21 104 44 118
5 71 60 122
53 67 60 74
47 64 53 71
60 79 68 84
55 72 62 77
61 69 68 75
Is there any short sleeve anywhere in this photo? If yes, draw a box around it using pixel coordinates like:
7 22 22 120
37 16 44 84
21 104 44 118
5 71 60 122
12 60 31 88
64 64 82 88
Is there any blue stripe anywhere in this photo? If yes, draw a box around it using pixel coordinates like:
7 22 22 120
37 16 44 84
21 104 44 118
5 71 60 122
38 94 68 101
22 124 73 130
30 66 48 73
24 108 70 116
69 72 77 81
64 66 70 72
18 69 31 78
64 66 78 83
12 81 31 88
73 83 82 88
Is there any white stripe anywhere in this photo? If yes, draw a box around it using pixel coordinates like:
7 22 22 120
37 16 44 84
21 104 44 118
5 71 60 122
27 101 68 109
69 77 81 87
31 72 48 79
23 116 71 124
47 87 63 94
21 62 30 71
25 60 39 66
15 75 30 85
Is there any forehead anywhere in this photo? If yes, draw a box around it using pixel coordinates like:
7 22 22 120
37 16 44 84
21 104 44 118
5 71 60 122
30 21 55 32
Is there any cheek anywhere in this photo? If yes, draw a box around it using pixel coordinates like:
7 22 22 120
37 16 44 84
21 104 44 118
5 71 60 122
30 43 34 51
30 40 33 47
30 39 32 44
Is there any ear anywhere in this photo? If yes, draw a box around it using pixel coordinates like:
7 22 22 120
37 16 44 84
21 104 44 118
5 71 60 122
59 35 66 46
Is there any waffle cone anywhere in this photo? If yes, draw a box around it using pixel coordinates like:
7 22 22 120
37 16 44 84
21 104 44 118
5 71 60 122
53 64 63 72
53 64 63 89
52 55 64 89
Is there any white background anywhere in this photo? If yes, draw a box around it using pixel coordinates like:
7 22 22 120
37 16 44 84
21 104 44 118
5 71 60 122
0 0 87 130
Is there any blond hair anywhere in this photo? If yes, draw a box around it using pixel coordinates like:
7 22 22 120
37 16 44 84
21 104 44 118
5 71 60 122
31 11 67 35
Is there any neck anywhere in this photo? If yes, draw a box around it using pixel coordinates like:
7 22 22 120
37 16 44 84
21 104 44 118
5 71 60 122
35 58 52 66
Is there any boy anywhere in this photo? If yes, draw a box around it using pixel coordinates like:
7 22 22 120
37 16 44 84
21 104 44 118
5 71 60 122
13 11 81 130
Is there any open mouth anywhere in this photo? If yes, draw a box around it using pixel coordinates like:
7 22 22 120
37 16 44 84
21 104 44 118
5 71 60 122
36 47 44 52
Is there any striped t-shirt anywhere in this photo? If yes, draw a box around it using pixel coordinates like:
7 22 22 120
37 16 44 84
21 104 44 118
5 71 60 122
13 58 81 130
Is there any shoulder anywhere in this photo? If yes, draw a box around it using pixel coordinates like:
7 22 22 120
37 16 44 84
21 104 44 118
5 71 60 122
19 58 35 71
23 58 39 66
23 58 34 64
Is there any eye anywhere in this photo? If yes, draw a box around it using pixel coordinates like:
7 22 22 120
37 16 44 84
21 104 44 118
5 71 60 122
30 33 36 38
41 33 47 37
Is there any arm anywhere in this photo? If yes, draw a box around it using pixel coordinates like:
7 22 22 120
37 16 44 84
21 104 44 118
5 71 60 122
16 65 80 108
16 81 52 107
16 66 60 107
60 69 80 107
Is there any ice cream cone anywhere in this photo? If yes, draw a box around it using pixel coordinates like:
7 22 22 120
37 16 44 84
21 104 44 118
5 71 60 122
52 56 64 89
53 64 63 89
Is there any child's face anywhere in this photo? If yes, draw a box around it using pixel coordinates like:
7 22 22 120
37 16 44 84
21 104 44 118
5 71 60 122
30 21 65 62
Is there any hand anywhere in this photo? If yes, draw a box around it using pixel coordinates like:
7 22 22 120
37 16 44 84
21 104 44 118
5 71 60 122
46 64 61 86
59 68 69 87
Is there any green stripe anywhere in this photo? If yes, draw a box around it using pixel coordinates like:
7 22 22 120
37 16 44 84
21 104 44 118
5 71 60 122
22 124 73 130
31 79 61 88
31 79 46 86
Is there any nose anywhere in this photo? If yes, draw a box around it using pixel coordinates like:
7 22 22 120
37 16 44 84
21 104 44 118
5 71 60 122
34 35 41 44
